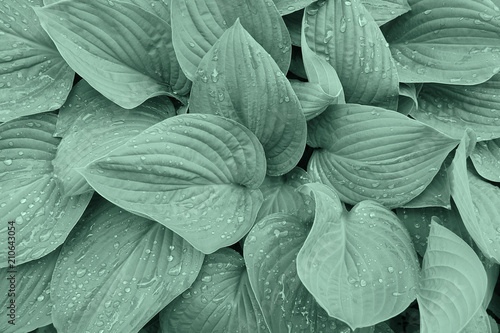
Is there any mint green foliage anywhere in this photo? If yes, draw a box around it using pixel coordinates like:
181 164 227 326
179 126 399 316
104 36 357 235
3 0 500 332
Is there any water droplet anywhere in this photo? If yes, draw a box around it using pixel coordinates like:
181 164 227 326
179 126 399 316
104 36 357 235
168 264 182 276
387 266 394 273
37 295 45 302
3 159 12 166
423 9 432 15
358 15 368 27
201 275 212 283
339 16 347 33
76 268 87 277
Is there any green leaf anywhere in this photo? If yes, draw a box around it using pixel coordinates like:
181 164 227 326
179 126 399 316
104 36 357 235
303 0 399 109
296 183 420 330
471 139 500 182
160 248 270 333
0 248 59 333
50 197 204 333
257 167 314 222
189 20 306 176
461 307 494 333
385 0 500 84
79 114 265 254
52 80 175 197
0 0 74 123
361 0 411 26
0 113 92 267
397 83 422 116
412 75 500 141
307 104 459 208
273 0 315 15
35 0 189 109
244 213 352 332
290 80 339 120
418 220 487 333
171 0 291 80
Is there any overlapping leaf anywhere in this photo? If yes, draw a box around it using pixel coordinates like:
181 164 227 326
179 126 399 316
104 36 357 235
296 183 420 330
79 114 266 254
307 104 459 208
397 83 421 116
160 248 269 333
0 248 59 333
52 80 175 197
0 113 92 267
471 139 500 181
36 0 189 109
273 0 315 15
303 0 399 109
0 0 74 122
50 197 204 333
171 0 291 80
244 213 352 332
189 20 306 176
418 221 487 333
361 0 411 26
385 0 500 84
412 74 500 140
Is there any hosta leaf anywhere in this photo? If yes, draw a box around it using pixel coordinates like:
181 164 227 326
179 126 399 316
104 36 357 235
0 113 92 267
471 139 500 181
303 0 399 109
80 114 266 254
461 307 493 333
418 220 487 333
0 248 59 333
52 80 174 197
171 0 291 80
397 83 421 116
307 104 459 208
273 0 315 15
257 167 314 222
189 20 306 176
0 0 74 123
36 0 189 109
412 75 500 141
296 183 420 330
361 0 411 26
290 80 338 120
51 197 204 333
244 213 352 332
160 248 270 333
385 0 500 84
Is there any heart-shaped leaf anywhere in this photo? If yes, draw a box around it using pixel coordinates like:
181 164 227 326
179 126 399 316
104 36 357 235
0 0 74 122
160 248 270 333
50 197 205 333
189 20 306 176
0 113 92 267
79 114 266 254
296 183 420 330
471 139 500 182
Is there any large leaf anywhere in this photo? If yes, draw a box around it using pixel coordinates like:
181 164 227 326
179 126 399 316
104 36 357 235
189 20 306 176
0 248 59 333
79 114 266 254
36 0 189 109
296 183 420 330
417 220 487 333
171 0 291 80
0 0 74 122
50 197 204 333
244 213 353 332
412 74 500 141
52 80 175 197
384 0 500 84
307 104 459 208
303 0 399 109
160 248 269 333
471 139 500 181
0 113 92 267
361 0 411 26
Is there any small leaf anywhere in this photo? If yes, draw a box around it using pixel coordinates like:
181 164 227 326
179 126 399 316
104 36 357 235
397 83 422 116
307 104 459 208
0 248 59 333
171 0 291 80
290 80 339 120
412 75 500 141
471 139 500 182
36 0 189 109
189 20 306 176
361 0 411 26
52 80 175 197
50 197 204 333
0 113 92 267
160 248 270 333
385 0 500 84
296 183 420 330
244 213 352 332
418 220 487 333
303 0 399 109
80 114 266 254
0 0 74 122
